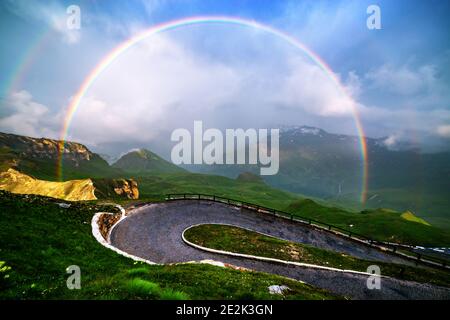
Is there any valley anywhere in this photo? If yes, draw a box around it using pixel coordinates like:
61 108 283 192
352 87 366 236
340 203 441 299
0 130 449 300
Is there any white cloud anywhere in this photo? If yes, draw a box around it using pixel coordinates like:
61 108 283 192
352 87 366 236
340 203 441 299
62 31 366 146
365 64 437 96
47 30 450 151
68 34 243 144
2 11 449 152
436 125 450 138
277 57 356 117
0 90 59 138
383 135 398 148
140 0 164 16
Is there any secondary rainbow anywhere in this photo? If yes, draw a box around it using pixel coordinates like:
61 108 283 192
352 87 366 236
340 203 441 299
1 30 52 98
58 16 369 203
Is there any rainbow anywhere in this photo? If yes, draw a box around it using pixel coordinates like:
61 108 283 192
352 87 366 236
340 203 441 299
1 30 52 98
57 16 369 203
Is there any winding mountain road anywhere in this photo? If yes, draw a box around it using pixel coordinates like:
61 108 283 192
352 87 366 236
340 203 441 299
109 200 450 300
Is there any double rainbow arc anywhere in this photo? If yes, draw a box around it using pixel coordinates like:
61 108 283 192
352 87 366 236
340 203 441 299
56 16 369 203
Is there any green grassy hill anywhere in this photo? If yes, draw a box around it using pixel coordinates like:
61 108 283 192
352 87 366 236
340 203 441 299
285 198 450 246
112 149 185 175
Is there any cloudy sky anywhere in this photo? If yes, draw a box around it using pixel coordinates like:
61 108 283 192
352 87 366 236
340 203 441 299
0 0 449 157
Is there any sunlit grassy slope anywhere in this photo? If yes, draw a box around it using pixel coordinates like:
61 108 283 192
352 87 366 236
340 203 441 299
0 168 96 200
401 211 431 226
0 168 140 201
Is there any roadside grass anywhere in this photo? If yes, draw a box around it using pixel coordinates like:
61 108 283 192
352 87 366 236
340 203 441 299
329 188 450 231
184 224 450 288
0 191 338 300
284 199 450 247
125 278 189 300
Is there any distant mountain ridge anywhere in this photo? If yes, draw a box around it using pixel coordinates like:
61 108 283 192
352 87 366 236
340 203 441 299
190 125 450 226
1 129 448 228
0 131 118 181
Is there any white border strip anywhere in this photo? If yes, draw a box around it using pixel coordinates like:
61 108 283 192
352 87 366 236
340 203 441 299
91 206 240 269
182 223 389 278
91 211 158 265
91 205 386 278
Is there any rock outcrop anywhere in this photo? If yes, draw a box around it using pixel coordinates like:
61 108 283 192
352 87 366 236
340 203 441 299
0 132 94 167
92 178 139 200
112 179 139 199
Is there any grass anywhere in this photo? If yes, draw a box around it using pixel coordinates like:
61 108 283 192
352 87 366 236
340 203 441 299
284 198 450 246
184 224 450 288
0 191 338 300
401 211 431 226
134 172 300 209
329 187 450 230
125 278 189 300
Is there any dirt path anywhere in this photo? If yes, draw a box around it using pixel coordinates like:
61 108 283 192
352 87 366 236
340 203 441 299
109 200 450 300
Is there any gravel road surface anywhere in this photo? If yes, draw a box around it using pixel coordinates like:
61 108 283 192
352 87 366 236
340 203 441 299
109 200 450 300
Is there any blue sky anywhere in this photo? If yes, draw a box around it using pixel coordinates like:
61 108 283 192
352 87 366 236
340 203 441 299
0 0 449 155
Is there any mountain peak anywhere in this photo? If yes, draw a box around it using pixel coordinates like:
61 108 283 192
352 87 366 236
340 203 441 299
112 148 185 174
236 171 265 184
128 148 159 160
279 125 327 136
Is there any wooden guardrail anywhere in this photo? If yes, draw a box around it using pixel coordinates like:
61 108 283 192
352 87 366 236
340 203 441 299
165 193 449 270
